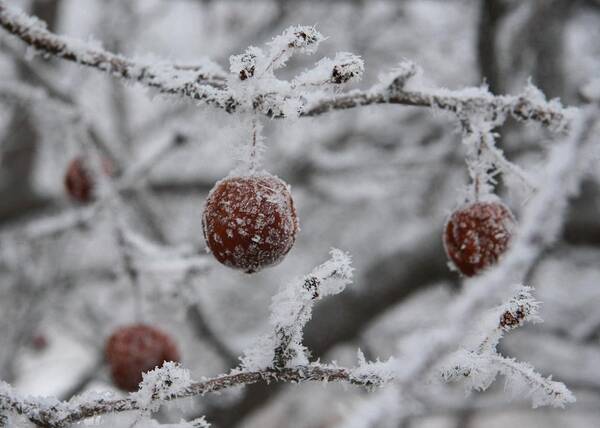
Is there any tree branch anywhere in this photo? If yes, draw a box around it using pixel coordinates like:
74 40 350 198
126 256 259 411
0 365 369 428
187 305 239 368
0 1 229 97
0 1 570 127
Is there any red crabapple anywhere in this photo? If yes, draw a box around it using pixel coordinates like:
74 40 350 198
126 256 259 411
64 156 112 203
443 201 515 277
105 324 180 392
202 173 299 273
31 334 48 352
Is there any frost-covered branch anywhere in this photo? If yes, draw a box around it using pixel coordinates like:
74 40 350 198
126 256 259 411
241 249 354 370
476 285 542 355
439 350 575 408
0 1 229 103
0 1 572 127
406 106 598 396
206 106 594 422
491 355 575 408
334 107 597 421
436 286 575 408
0 363 376 427
1 3 595 426
301 84 571 128
292 52 364 87
1 114 592 421
0 252 385 427
460 106 599 298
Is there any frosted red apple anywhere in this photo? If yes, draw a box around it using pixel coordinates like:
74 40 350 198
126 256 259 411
202 174 299 273
443 201 515 277
105 324 180 392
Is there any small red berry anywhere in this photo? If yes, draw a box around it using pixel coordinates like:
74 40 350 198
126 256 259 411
443 201 515 277
105 324 180 392
64 157 112 203
202 174 299 273
31 334 48 351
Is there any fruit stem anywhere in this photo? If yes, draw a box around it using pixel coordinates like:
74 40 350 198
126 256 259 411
250 122 257 173
472 133 485 202
249 117 261 174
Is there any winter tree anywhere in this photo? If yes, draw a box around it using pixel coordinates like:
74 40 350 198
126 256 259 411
0 0 599 427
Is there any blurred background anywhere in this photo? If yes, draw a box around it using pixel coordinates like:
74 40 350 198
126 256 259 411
1 0 600 427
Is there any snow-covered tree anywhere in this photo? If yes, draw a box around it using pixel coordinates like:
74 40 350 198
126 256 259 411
0 1 599 427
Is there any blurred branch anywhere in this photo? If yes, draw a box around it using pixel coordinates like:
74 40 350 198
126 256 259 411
99 4 176 246
187 305 239 368
0 250 71 383
1 41 122 170
0 0 61 225
0 133 188 242
585 0 600 9
58 358 103 401
477 0 509 93
508 0 575 101
114 219 144 321
305 230 449 356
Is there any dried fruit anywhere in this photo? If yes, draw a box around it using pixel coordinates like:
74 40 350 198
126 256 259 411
443 201 515 277
202 173 299 273
105 324 180 392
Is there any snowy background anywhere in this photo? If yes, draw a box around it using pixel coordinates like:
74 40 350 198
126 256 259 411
1 0 600 427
